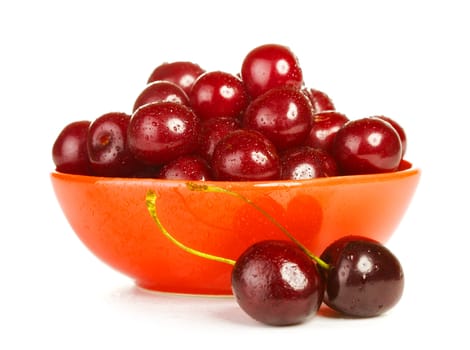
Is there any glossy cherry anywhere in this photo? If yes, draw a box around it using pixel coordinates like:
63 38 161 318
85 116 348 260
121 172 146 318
241 44 303 99
232 240 324 326
332 117 402 175
87 112 139 177
147 61 205 95
157 154 211 180
374 115 407 158
127 102 200 165
133 81 190 112
242 86 313 150
197 117 240 161
320 235 404 317
303 88 336 113
305 111 349 153
280 146 338 180
211 129 280 181
189 71 249 120
52 120 92 175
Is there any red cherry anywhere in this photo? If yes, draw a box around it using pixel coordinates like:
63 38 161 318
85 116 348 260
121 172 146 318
147 61 205 95
302 88 336 113
52 120 92 175
374 115 407 158
197 117 240 161
320 236 404 317
189 71 249 120
280 146 338 180
232 240 324 326
211 129 280 181
157 155 212 180
127 102 200 165
241 43 303 99
305 111 349 153
332 117 402 174
87 112 139 177
133 81 189 112
242 87 313 150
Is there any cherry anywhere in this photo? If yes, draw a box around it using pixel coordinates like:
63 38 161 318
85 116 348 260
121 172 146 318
241 43 303 99
52 120 92 175
211 129 280 181
87 112 139 177
189 71 249 120
242 86 313 150
302 88 336 113
127 102 200 166
332 117 402 175
280 146 338 180
374 115 407 158
197 117 240 161
157 154 212 180
232 240 324 326
147 61 205 95
320 235 404 318
304 111 349 153
133 81 190 112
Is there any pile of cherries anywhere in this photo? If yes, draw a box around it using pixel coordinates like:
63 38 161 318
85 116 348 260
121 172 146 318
52 43 407 181
53 43 408 326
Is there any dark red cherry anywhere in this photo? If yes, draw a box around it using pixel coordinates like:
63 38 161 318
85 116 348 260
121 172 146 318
374 115 407 158
232 240 324 326
127 102 200 165
242 87 313 150
189 71 249 120
332 117 402 175
280 146 338 180
320 236 404 318
241 43 303 99
147 61 205 95
197 117 240 161
157 155 211 180
52 120 92 175
87 112 139 177
211 129 280 181
305 111 349 153
133 81 189 112
302 88 335 113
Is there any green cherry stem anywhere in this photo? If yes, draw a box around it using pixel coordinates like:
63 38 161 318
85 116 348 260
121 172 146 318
186 182 330 271
145 190 236 266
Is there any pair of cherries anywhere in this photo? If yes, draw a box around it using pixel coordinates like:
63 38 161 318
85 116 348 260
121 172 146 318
146 186 404 327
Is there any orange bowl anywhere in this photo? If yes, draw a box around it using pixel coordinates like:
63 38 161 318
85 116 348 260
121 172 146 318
50 161 420 295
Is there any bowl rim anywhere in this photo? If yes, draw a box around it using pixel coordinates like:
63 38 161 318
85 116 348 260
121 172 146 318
51 160 420 189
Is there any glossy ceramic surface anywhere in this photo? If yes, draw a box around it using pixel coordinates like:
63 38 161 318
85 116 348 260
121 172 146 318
51 161 420 295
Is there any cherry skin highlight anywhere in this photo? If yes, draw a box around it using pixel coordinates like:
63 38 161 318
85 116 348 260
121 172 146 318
320 236 404 318
232 240 324 326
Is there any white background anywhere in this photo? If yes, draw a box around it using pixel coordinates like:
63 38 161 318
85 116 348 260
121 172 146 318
1 0 469 349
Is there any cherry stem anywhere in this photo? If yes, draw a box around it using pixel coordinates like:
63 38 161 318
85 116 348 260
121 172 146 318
145 190 236 266
186 182 330 270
